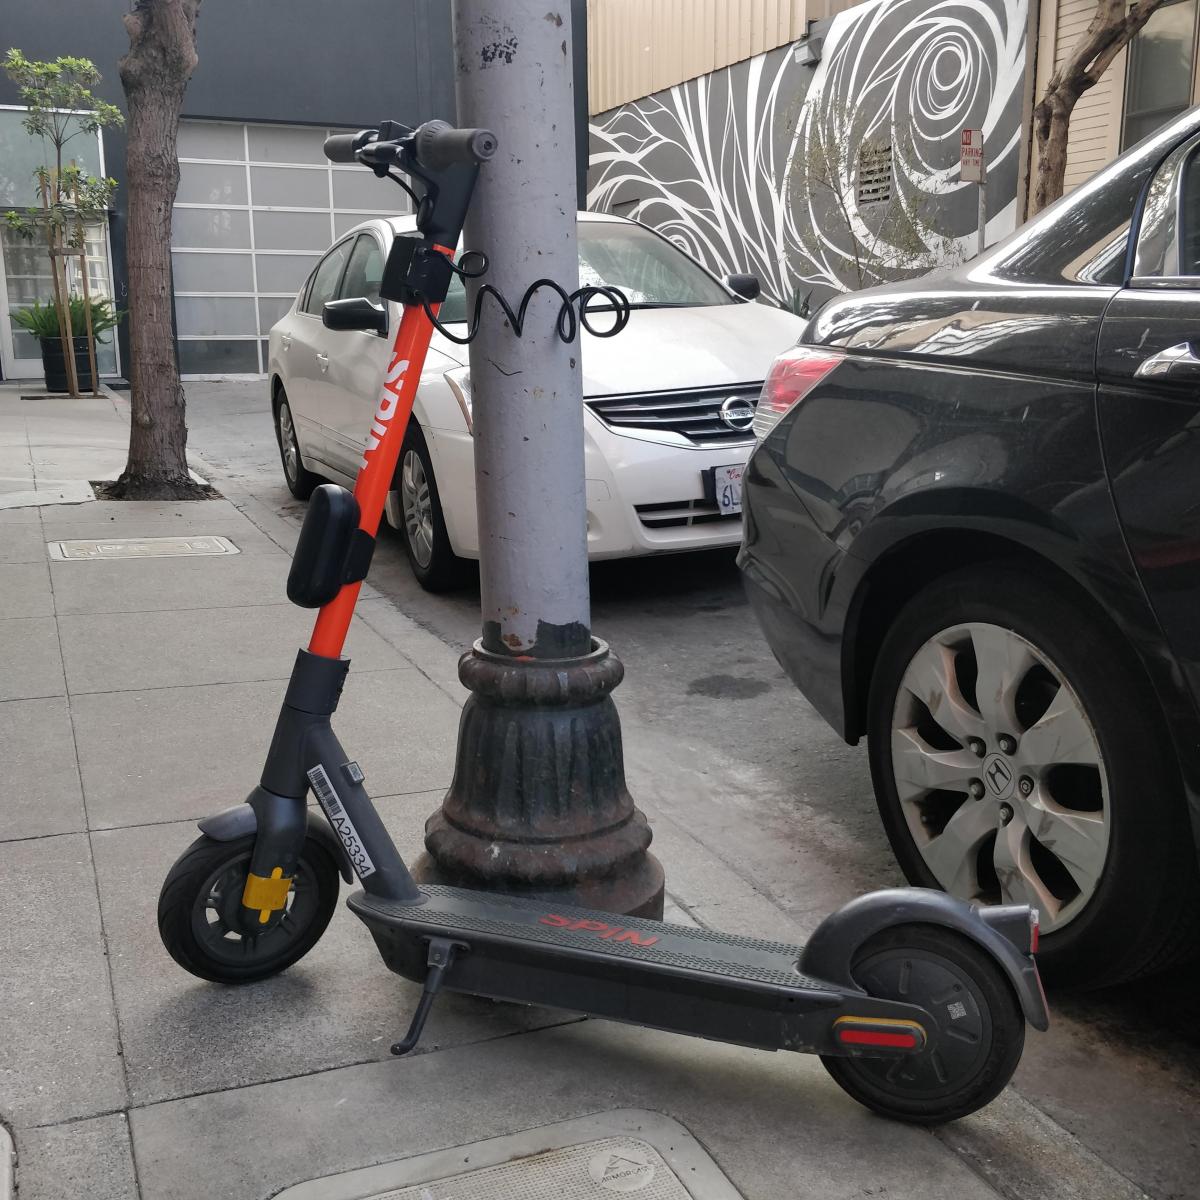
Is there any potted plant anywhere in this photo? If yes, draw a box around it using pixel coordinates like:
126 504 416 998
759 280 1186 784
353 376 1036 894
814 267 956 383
2 50 123 396
13 297 123 393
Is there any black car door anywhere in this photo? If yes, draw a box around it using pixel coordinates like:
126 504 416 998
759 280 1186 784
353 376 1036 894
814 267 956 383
1097 129 1200 712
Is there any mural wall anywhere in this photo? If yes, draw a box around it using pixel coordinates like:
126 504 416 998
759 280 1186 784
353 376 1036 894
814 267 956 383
587 0 1029 307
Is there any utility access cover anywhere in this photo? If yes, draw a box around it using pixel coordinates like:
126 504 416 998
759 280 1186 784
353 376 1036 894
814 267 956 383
47 535 239 561
274 1110 742 1200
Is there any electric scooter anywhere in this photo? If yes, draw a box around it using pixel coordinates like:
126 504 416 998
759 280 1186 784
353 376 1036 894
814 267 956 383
157 118 1048 1126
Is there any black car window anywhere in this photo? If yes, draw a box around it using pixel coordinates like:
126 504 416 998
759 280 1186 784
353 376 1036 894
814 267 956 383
1180 150 1200 273
1132 132 1200 278
991 109 1200 286
339 233 385 303
303 238 353 316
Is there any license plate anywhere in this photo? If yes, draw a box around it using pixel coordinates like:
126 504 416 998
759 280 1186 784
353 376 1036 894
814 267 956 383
713 463 744 516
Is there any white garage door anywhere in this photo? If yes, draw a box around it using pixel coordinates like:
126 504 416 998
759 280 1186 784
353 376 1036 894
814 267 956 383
172 120 409 377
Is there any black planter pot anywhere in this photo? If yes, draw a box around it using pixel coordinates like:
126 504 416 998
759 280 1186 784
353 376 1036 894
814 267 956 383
40 335 94 393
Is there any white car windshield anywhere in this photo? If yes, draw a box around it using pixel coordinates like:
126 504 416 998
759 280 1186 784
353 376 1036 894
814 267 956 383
439 220 732 322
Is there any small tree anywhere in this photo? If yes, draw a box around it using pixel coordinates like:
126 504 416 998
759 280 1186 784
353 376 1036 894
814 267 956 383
113 0 206 500
791 126 963 294
1031 0 1166 215
2 50 123 396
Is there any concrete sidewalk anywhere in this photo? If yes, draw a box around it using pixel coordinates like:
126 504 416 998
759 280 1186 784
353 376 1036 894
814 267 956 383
0 382 1144 1200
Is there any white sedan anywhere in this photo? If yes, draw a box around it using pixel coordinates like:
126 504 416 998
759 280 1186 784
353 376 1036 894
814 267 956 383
268 212 805 590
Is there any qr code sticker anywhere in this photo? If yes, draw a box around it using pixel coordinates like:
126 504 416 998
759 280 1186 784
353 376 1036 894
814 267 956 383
947 1001 967 1020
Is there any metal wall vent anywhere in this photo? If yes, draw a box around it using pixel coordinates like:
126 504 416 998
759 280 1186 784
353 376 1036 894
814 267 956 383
857 142 893 206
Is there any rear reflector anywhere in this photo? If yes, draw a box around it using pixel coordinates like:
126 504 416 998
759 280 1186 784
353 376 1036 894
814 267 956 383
753 345 845 439
834 1016 926 1053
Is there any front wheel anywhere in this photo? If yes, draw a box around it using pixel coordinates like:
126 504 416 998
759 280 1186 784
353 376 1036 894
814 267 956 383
821 925 1024 1124
158 833 339 984
395 425 471 592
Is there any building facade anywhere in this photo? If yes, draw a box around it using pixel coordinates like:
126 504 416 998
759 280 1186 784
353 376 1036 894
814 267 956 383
587 0 1199 308
1037 0 1200 195
0 0 587 382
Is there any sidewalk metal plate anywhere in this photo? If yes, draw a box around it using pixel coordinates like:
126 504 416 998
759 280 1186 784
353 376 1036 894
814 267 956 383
274 1109 743 1200
47 535 240 561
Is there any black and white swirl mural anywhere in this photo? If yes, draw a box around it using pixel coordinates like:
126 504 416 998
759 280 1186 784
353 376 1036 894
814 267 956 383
588 0 1028 305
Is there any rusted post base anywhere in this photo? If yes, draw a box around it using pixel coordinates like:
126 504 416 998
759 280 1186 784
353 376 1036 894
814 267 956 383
412 639 665 919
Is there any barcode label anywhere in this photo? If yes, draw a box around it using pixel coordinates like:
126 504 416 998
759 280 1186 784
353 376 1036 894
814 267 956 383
307 764 376 878
308 766 343 816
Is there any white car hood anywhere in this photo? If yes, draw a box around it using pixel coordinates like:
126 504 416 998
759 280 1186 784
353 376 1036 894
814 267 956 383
432 301 804 396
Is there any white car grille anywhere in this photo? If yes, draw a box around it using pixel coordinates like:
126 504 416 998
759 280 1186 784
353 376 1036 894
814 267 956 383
586 383 761 446
635 499 736 529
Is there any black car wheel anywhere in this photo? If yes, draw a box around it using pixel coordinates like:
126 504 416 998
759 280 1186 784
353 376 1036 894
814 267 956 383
867 563 1199 988
395 425 470 592
276 390 320 500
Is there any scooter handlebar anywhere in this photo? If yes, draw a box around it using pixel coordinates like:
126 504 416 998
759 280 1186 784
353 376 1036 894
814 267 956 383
412 120 498 170
323 131 369 164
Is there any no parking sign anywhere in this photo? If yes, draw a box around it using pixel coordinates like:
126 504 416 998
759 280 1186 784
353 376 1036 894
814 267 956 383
961 128 985 182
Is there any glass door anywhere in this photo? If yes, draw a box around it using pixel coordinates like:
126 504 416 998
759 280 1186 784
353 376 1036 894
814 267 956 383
0 107 118 381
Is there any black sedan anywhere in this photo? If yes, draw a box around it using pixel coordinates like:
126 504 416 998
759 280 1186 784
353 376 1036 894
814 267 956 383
740 107 1200 989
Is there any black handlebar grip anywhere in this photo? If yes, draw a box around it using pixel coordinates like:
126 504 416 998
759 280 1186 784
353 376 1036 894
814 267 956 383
412 120 499 170
323 131 369 163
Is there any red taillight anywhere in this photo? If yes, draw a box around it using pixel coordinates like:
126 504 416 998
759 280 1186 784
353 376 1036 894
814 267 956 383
1030 910 1040 955
753 346 844 439
833 1016 926 1054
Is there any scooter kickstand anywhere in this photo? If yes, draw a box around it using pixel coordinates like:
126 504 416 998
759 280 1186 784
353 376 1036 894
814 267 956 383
390 937 464 1056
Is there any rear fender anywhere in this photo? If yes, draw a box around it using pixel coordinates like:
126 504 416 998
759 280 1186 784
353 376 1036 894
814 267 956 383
197 802 354 884
799 887 1048 1031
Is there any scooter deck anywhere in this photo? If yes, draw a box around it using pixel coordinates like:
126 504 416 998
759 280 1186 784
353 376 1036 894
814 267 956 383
349 885 925 1053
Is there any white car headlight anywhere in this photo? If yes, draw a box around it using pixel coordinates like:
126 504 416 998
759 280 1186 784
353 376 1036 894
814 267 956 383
444 366 473 432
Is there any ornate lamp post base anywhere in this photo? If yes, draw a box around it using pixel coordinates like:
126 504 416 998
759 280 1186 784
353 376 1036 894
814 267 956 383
412 640 665 919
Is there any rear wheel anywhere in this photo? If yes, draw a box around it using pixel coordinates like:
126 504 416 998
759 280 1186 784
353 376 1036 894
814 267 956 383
158 833 339 984
821 924 1024 1124
867 564 1199 987
395 425 470 592
276 390 320 500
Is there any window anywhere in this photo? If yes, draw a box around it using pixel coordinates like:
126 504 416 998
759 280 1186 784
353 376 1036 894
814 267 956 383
1181 151 1200 272
1128 131 1200 279
339 234 385 303
1122 0 1199 150
0 110 118 377
170 119 408 374
303 239 353 315
437 220 732 325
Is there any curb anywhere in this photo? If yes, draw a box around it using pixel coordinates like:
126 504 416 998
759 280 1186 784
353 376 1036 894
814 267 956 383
0 1122 13 1200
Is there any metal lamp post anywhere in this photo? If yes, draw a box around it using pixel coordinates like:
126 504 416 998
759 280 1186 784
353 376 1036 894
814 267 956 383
411 0 664 918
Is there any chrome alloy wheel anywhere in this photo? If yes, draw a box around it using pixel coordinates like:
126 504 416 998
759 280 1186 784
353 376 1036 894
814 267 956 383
891 622 1109 932
400 448 434 569
278 401 300 484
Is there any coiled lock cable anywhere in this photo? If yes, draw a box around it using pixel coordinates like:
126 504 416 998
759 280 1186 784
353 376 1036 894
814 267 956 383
422 250 631 346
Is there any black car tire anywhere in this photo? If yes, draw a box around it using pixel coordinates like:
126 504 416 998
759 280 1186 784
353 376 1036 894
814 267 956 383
395 424 471 593
867 563 1199 989
275 390 321 501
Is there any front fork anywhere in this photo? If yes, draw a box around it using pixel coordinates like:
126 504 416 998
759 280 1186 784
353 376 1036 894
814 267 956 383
236 649 423 930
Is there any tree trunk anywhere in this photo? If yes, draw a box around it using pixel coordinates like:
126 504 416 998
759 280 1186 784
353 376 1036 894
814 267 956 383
114 0 206 500
1030 0 1166 216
